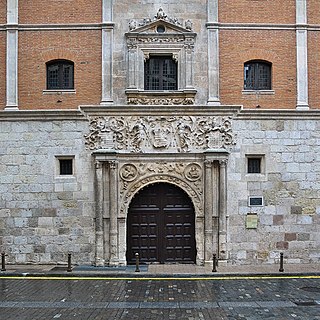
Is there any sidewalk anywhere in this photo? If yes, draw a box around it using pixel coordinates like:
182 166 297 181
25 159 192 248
1 262 319 278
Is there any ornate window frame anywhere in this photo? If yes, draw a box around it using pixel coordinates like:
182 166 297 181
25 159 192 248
125 8 197 105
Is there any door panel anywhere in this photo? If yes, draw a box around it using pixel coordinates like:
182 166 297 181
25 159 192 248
127 183 196 264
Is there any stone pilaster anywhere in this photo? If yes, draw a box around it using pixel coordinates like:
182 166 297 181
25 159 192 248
207 0 220 105
204 160 213 263
6 0 19 110
95 161 105 266
109 160 119 265
101 0 114 105
218 159 227 260
296 0 308 110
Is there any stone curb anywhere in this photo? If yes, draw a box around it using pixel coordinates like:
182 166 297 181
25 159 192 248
1 271 319 278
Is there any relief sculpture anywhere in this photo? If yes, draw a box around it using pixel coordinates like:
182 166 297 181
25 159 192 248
84 115 235 153
118 162 204 218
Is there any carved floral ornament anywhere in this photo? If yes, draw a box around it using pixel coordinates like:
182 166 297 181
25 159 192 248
84 115 236 153
128 8 193 32
118 162 203 217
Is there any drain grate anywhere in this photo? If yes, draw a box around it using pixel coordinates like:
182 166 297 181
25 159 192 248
300 286 320 293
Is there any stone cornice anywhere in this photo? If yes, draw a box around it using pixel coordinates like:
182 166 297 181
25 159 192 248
237 109 320 120
80 105 242 117
0 23 114 31
1 107 320 121
0 109 83 121
206 22 320 31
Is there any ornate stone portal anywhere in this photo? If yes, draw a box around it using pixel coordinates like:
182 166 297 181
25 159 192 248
82 106 236 266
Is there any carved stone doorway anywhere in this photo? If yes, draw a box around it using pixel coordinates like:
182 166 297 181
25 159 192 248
126 182 196 264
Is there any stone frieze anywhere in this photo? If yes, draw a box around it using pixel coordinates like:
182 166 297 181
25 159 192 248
84 115 235 153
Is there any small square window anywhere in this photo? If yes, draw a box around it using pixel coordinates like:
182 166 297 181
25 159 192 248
247 157 261 173
58 158 73 175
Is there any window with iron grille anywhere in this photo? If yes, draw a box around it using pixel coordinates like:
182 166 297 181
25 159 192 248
144 56 177 90
46 60 74 90
247 157 261 174
244 60 271 90
59 159 73 175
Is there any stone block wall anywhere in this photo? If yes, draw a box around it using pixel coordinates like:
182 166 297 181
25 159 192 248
1 110 319 266
0 114 96 264
228 114 320 265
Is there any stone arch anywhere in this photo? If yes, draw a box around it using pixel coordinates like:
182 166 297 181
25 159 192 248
119 174 203 220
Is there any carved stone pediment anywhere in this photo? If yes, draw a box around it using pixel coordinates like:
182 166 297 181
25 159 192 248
127 8 194 35
126 8 196 49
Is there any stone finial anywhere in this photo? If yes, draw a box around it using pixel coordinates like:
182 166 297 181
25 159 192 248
129 20 137 31
185 20 192 31
156 8 167 20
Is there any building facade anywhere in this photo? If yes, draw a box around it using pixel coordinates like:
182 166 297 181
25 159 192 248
0 0 319 266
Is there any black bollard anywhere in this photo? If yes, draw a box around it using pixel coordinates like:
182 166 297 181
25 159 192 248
1 253 6 272
135 253 140 272
212 253 217 272
67 253 72 272
279 252 284 272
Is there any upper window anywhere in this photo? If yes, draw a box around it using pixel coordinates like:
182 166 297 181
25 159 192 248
144 56 177 91
46 60 74 90
244 60 271 90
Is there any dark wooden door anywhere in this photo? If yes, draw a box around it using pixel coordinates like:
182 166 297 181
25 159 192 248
127 183 196 264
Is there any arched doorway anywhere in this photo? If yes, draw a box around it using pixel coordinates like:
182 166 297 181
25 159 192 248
127 183 196 264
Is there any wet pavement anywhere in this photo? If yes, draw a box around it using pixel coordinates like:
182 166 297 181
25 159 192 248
0 276 319 319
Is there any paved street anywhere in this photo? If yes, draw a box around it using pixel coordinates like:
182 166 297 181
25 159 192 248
0 276 319 319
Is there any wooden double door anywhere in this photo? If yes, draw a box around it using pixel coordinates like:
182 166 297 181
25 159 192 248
127 183 196 264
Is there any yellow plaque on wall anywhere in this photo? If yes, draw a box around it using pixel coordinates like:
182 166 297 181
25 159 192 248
246 214 258 229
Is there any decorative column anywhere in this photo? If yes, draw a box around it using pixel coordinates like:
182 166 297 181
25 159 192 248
218 159 227 260
185 37 195 89
95 161 105 266
6 0 19 110
109 160 119 265
204 160 213 264
207 0 220 105
127 39 138 89
296 0 309 110
101 0 114 105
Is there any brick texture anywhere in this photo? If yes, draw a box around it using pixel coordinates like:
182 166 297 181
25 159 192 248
219 30 297 109
219 0 296 24
18 30 102 109
0 0 6 24
19 0 102 24
308 32 320 109
307 0 320 25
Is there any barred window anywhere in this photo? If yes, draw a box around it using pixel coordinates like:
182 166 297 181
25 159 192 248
59 159 73 175
46 60 74 90
244 60 271 90
144 56 177 90
247 157 261 174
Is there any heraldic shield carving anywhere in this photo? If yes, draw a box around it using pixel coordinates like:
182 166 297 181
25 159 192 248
84 115 235 153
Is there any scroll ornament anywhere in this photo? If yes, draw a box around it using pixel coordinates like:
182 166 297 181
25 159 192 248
84 115 235 153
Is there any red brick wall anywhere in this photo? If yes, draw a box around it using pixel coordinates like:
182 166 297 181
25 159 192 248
19 0 102 24
18 30 101 110
219 0 296 24
0 0 6 24
307 1 320 25
308 32 320 109
219 30 297 109
0 32 6 109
